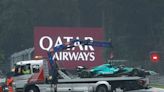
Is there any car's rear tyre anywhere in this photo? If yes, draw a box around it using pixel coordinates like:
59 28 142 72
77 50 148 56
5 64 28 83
79 70 91 78
131 69 139 76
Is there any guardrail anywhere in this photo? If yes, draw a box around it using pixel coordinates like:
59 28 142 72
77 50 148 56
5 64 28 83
148 73 160 84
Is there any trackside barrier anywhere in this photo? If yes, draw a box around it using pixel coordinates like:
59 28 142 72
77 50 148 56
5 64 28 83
148 73 160 84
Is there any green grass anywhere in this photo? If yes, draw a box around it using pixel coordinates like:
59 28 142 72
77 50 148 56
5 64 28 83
150 83 164 89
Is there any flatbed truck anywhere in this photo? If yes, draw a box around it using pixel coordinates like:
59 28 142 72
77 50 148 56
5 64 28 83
12 39 149 92
13 59 148 92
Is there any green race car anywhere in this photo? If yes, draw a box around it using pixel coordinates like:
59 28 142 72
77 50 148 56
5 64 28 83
77 64 157 78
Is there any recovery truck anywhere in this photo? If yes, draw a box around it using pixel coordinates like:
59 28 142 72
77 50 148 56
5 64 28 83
12 39 149 92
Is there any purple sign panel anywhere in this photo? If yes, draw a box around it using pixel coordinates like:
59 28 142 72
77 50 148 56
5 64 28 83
34 27 105 69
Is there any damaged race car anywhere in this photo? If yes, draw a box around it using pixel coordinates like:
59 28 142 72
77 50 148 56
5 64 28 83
77 64 157 78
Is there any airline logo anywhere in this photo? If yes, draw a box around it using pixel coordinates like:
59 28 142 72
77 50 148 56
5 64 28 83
34 27 104 69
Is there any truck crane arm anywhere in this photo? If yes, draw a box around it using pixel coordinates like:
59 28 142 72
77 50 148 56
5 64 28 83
52 39 112 52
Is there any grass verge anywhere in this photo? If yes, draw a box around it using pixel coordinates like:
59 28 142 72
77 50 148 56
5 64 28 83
150 83 164 89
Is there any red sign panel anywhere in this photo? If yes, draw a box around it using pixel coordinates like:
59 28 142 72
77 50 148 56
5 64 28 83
34 27 105 69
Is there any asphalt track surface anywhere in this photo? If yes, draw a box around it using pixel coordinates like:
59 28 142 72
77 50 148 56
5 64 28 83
128 87 164 92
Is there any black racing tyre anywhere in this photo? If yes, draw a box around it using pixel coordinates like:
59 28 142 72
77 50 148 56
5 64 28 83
25 86 40 92
131 69 139 76
79 70 91 78
96 85 108 92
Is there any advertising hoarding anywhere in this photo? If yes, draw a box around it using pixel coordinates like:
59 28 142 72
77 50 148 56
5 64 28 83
34 27 105 69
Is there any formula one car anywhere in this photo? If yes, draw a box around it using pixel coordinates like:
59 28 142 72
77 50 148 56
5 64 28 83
77 64 157 78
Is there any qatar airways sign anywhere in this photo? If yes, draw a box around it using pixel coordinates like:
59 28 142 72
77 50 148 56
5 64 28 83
34 27 104 69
